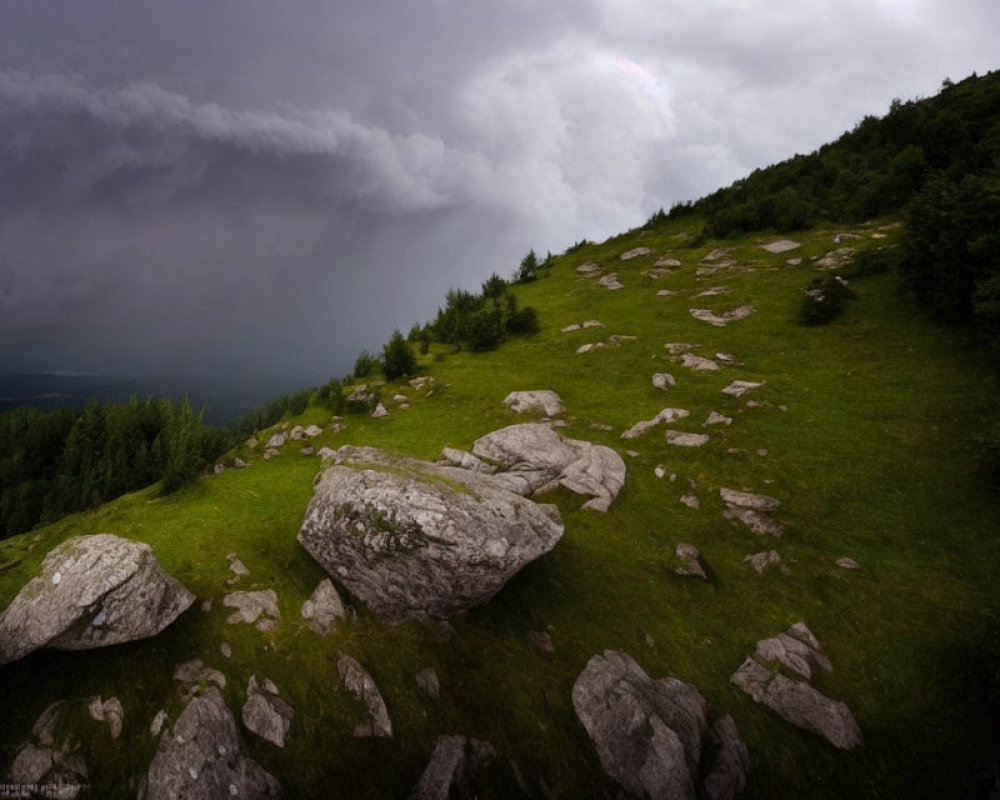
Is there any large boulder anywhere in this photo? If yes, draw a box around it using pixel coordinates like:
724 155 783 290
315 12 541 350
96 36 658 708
470 423 626 512
298 446 564 621
0 534 195 665
141 687 281 799
572 650 713 800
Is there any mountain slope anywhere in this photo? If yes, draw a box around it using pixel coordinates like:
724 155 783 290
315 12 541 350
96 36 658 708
1 216 998 797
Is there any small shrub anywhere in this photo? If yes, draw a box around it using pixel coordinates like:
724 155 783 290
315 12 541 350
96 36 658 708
382 329 418 380
841 246 901 278
353 350 380 379
798 275 857 325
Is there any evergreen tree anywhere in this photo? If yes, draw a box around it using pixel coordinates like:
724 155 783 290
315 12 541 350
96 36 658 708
382 329 418 380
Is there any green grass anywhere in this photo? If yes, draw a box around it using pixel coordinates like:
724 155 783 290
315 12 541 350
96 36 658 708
1 218 998 798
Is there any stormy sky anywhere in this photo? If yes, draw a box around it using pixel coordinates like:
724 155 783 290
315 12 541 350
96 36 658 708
1 1 997 381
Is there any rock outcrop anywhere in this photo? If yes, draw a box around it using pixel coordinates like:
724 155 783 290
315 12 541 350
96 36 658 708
0 534 195 665
502 390 565 417
621 246 655 260
338 653 393 738
8 701 89 798
572 650 748 800
666 431 709 447
223 590 281 631
141 687 281 799
300 578 346 635
720 488 783 537
410 735 498 800
298 445 564 621
470 423 626 512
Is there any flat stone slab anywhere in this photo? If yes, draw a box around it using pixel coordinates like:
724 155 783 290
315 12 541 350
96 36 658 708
720 488 780 511
242 675 295 748
690 306 755 327
760 240 802 254
680 353 719 372
666 431 709 447
721 380 764 397
620 247 655 260
223 590 280 627
621 408 690 440
599 273 624 290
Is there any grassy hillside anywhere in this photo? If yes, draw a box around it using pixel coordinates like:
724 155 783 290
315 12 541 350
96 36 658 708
1 217 999 798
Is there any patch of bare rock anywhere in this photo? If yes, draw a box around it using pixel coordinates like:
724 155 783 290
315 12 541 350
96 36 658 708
722 380 764 398
689 306 756 327
666 431 709 448
836 557 861 570
140 687 281 799
621 246 655 260
730 623 862 750
223 589 280 632
672 543 708 580
721 488 783 537
0 533 194 666
621 408 690 440
599 273 624 290
744 550 783 574
760 240 802 254
297 442 565 621
576 261 602 276
503 390 564 417
573 650 749 800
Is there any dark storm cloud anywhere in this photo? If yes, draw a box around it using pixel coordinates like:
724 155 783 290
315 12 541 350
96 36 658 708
0 0 997 376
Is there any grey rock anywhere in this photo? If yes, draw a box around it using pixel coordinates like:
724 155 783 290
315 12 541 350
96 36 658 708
652 373 676 390
621 246 655 260
722 380 765 397
262 448 279 460
680 353 719 372
690 306 755 327
664 342 696 355
227 557 250 577
317 446 337 460
530 629 555 653
289 426 307 441
582 319 605 328
150 710 168 737
143 687 281 800
599 273 624 290
561 323 582 332
371 402 389 419
720 488 780 512
730 657 862 750
265 432 286 449
298 445 563 621
220 642 232 659
680 495 700 510
835 557 861 570
300 578 346 635
724 506 784 537
760 239 801 254
416 667 440 701
666 431 709 447
702 248 731 261
576 342 603 354
654 257 682 268
608 334 637 345
245 437 258 449
174 659 227 693
743 551 781 574
0 534 195 665
471 423 626 512
621 408 690 440
9 702 88 797
702 715 750 800
704 412 732 427
305 425 323 437
697 286 730 297
410 735 498 800
576 261 602 275
502 390 565 417
590 422 614 432
654 466 666 478
242 676 294 748
754 623 833 680
674 544 707 580
223 590 280 626
439 446 497 474
338 653 392 738
234 457 247 468
87 695 124 739
572 650 708 800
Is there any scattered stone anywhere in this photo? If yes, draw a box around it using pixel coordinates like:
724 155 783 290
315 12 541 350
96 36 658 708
227 556 249 578
233 457 246 468
730 657 861 750
760 240 802 254
721 380 764 397
787 258 803 266
835 557 861 570
704 412 732 427
262 449 280 460
666 431 709 447
754 623 832 681
410 735 498 800
721 488 783 536
576 261 602 275
223 590 280 627
680 495 700 510
305 425 323 437
720 488 780 511
470 424 626 512
338 653 392 738
697 286 730 297
652 373 676 390
220 642 232 659
503 390 565 417
530 630 555 653
242 676 294 748
674 544 708 580
416 668 440 701
680 353 719 372
654 466 666 479
0 534 195 666
620 246 655 260
576 342 603 354
690 306 755 327
664 342 696 356
653 257 682 268
625 450 640 458
300 446 315 456
317 446 337 460
703 715 750 800
816 247 855 270
582 319 605 329
621 408 690 440
561 323 581 333
572 650 746 800
756 449 768 458
143 687 281 799
590 422 614 432
409 376 436 392
264 432 286 449
371 402 389 419
399 403 411 411
88 695 124 739
9 702 88 797
211 463 227 475
174 659 227 694
245 437 258 449
744 551 782 574
703 248 731 261
599 273 624 290
150 709 168 737
300 578 346 635
608 334 637 344
201 599 212 613
290 426 307 441
297 444 564 621
439 446 497 474
656 289 679 296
